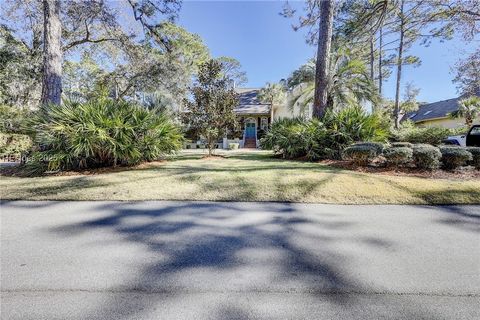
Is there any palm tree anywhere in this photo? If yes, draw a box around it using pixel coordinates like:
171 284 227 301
450 96 480 127
288 48 379 115
258 82 287 124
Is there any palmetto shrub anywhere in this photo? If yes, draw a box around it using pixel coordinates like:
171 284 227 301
260 117 328 160
383 147 413 166
321 106 389 153
466 147 480 169
27 99 183 173
260 105 388 160
412 144 441 170
439 146 472 170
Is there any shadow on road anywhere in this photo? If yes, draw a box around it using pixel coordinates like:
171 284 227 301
32 201 478 319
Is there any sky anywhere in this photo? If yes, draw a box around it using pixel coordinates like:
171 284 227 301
178 0 479 103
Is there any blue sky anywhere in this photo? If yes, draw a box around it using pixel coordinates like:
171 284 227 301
178 0 478 103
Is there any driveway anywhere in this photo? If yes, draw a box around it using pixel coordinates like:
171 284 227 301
1 201 479 319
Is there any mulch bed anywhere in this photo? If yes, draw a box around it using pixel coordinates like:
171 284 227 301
321 159 480 180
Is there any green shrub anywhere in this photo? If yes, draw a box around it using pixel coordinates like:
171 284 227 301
390 142 413 148
322 105 389 152
467 147 480 169
260 118 327 160
439 147 473 170
26 99 183 173
342 145 376 166
261 105 388 160
0 105 31 134
383 147 413 166
352 142 385 156
412 144 441 170
391 122 465 146
228 143 239 150
0 133 32 159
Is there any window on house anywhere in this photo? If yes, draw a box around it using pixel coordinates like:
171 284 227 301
260 117 268 130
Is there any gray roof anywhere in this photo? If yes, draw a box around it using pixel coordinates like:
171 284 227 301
234 88 271 115
403 91 479 123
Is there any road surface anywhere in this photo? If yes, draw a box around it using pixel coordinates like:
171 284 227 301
1 201 479 319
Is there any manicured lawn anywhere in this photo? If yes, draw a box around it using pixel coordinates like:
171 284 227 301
1 150 479 204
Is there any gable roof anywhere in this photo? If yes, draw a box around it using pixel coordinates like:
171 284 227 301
234 88 271 115
404 97 459 123
403 91 480 123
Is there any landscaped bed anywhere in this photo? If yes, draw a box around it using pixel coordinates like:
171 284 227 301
1 150 479 204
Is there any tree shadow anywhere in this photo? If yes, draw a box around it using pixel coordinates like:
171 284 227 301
42 201 454 319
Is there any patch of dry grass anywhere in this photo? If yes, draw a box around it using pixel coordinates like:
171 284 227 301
1 150 479 204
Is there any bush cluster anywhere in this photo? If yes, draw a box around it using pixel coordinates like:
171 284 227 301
383 147 413 166
26 99 183 173
467 147 480 169
342 145 377 165
391 122 465 146
439 146 473 170
412 144 442 170
228 143 239 150
390 142 413 148
260 105 388 160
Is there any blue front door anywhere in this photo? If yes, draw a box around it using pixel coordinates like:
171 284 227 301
245 123 255 138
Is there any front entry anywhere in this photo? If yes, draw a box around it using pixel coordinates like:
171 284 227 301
245 122 256 138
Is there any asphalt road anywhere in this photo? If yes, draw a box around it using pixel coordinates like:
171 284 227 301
1 201 479 320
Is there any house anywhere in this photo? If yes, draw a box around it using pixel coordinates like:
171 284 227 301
403 93 480 128
225 88 295 148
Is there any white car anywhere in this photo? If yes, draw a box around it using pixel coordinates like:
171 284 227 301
443 125 480 147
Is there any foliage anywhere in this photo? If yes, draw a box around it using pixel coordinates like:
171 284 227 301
439 146 473 170
391 121 464 146
321 105 388 152
451 49 480 96
260 118 325 160
450 96 480 127
352 142 385 156
0 105 31 134
412 144 442 170
182 59 238 156
466 147 480 169
228 143 239 150
25 99 182 173
216 56 248 86
342 145 377 166
391 142 413 148
383 147 413 166
0 25 42 107
288 49 379 113
258 82 287 110
0 133 32 158
261 105 388 160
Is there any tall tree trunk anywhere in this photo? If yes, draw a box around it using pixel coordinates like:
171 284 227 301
393 0 405 129
313 0 334 119
378 27 383 96
369 36 375 81
369 35 375 112
41 0 62 105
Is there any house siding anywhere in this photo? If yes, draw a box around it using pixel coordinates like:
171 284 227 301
417 116 480 129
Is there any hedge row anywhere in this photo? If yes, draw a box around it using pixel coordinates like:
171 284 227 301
343 142 480 170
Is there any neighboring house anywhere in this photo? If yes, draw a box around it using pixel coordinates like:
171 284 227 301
403 93 480 129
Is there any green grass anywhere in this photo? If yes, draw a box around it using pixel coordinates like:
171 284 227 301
1 150 479 204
